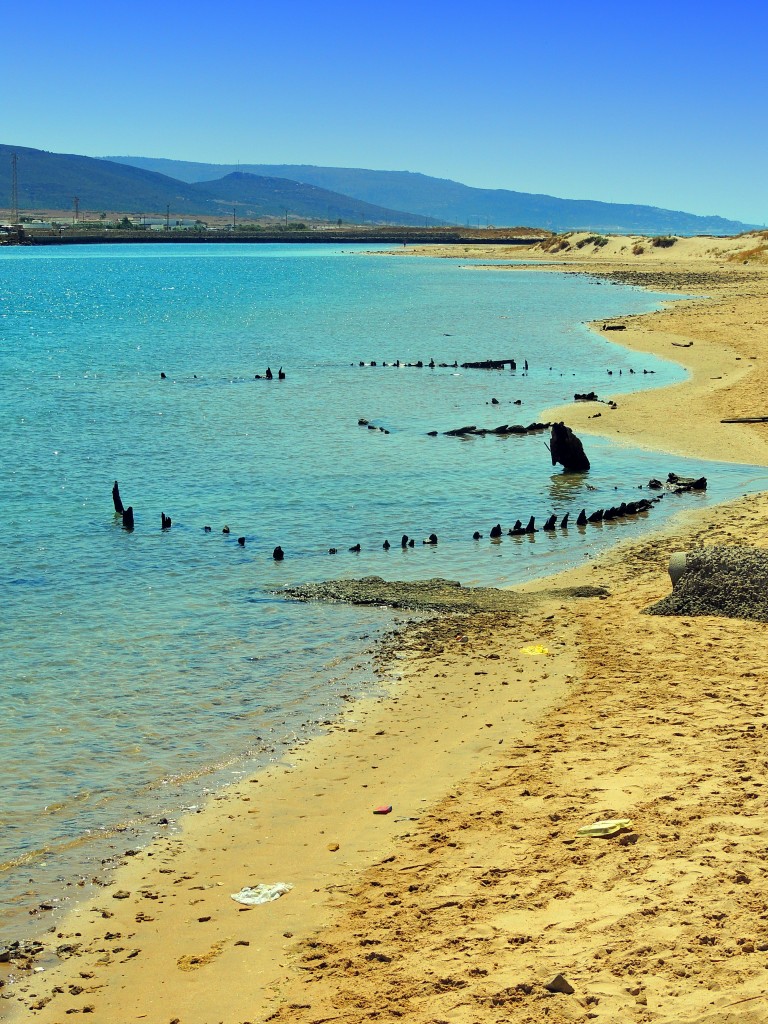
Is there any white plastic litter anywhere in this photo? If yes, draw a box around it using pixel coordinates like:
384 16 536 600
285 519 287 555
230 882 293 906
576 818 633 838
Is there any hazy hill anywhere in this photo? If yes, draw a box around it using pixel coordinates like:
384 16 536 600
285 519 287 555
108 156 758 236
191 172 440 225
2 144 757 234
0 145 216 215
0 145 438 225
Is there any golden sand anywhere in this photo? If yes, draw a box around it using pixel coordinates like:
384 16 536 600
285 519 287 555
6 235 768 1024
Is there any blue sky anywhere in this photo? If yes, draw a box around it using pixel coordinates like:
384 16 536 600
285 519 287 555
7 0 766 224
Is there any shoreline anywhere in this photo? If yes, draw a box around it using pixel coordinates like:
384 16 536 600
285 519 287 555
11 493 768 1023
391 232 768 466
542 272 768 465
5 237 768 1023
3 600 585 1021
4 230 546 248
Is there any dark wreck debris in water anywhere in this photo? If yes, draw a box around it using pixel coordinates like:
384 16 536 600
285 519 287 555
112 480 124 515
649 473 707 494
439 421 550 438
112 479 133 529
666 472 707 493
549 422 591 473
460 358 518 370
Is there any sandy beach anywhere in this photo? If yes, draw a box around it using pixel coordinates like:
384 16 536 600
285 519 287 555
5 232 768 1024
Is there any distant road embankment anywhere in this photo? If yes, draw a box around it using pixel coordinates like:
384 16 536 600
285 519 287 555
17 227 550 247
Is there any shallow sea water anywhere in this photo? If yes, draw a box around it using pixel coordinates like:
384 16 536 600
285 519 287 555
1 243 765 936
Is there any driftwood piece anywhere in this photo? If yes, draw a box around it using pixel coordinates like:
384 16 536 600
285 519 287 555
549 422 590 472
122 507 134 531
721 416 768 423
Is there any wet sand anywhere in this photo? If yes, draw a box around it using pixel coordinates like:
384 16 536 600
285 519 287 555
5 235 768 1024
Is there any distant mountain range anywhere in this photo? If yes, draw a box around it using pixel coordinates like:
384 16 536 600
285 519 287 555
0 144 758 235
108 156 758 236
191 170 436 224
0 145 439 226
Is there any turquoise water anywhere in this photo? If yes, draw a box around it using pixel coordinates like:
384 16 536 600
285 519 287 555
1 243 766 936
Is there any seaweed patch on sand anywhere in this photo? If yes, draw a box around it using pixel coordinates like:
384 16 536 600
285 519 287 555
646 544 768 622
279 575 608 612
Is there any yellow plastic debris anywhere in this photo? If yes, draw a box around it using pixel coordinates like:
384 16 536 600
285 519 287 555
576 818 633 838
519 644 550 656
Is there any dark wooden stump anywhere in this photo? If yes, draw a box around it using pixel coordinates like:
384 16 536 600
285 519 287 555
550 422 590 472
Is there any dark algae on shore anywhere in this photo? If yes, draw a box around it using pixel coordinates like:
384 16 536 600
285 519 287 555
646 545 768 623
280 576 608 612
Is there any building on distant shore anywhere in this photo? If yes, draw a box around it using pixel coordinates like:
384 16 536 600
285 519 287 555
143 217 208 230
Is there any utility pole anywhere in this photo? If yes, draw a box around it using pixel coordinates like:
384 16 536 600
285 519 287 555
10 152 19 225
73 196 79 225
166 204 170 230
233 206 236 230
